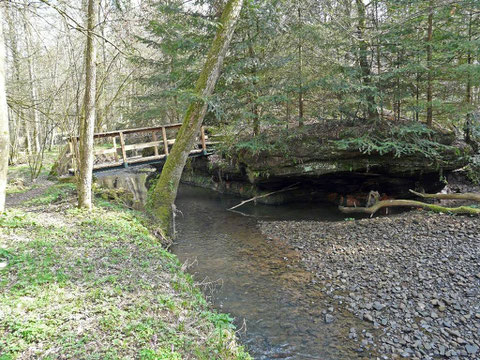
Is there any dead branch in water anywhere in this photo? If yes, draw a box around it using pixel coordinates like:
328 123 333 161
339 199 480 216
409 189 480 202
228 183 299 211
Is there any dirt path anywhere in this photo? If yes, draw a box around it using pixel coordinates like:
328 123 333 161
5 179 53 207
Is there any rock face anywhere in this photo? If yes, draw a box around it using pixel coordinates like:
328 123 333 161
182 122 470 203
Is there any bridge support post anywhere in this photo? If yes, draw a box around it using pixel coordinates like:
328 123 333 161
119 131 128 168
161 127 169 156
152 131 159 156
200 126 207 155
112 137 119 162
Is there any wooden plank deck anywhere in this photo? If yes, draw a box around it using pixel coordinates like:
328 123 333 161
68 124 214 174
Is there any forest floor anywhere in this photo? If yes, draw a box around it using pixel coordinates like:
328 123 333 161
260 210 480 360
0 161 250 360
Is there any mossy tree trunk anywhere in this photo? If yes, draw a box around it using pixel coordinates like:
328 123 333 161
0 6 9 212
148 0 244 235
78 0 98 210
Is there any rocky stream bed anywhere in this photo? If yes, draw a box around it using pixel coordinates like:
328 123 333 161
260 212 480 359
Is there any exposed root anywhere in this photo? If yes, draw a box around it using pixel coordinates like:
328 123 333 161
409 189 480 202
339 199 480 216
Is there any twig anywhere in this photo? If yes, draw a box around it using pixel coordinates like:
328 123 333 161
38 0 127 55
228 209 257 217
227 183 299 211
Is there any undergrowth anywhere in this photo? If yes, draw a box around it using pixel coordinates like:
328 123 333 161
220 122 459 164
335 123 455 159
0 183 251 360
466 155 480 185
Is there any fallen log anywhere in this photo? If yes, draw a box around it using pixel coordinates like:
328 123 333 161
409 189 480 202
339 199 480 216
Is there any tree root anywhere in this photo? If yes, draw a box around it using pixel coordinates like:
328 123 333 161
409 189 480 202
339 199 480 216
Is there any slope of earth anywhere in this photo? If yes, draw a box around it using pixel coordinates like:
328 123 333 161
0 170 250 359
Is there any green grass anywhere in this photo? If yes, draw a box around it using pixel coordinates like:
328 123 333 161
24 183 76 205
0 183 251 360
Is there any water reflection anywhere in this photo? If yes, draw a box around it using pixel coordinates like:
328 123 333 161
97 170 374 359
174 186 372 359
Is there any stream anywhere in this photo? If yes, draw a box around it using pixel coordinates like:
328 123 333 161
97 170 373 359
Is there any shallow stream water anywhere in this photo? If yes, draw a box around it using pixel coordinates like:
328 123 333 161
97 171 373 359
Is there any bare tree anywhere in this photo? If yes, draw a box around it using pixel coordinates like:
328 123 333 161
0 5 10 212
77 0 98 209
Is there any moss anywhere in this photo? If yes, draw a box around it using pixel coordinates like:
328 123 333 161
47 162 59 180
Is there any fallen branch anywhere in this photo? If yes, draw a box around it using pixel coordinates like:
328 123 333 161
339 199 480 216
409 189 480 202
228 183 299 211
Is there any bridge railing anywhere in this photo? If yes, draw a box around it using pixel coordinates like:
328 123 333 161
68 124 210 172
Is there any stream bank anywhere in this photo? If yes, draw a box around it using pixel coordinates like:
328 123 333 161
1 166 250 359
93 165 480 359
174 121 471 207
95 171 384 359
260 212 480 359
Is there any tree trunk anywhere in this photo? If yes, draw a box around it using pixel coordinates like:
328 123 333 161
426 0 433 126
0 6 9 212
297 4 304 127
23 12 41 153
5 4 20 163
247 22 260 136
94 2 106 133
416 71 420 122
464 11 475 150
375 0 383 118
356 0 378 122
148 0 244 235
77 0 98 210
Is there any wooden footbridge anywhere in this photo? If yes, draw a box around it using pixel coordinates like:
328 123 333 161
68 123 214 173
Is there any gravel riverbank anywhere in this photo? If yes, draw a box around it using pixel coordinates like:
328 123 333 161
260 211 480 359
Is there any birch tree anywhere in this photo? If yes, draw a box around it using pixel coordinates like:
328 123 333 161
0 5 9 212
148 0 244 234
77 0 98 209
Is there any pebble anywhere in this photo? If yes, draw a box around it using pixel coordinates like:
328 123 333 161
465 344 478 354
260 211 480 359
324 314 335 324
363 312 374 322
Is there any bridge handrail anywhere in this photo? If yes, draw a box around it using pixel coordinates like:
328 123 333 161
70 123 184 140
67 123 210 173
